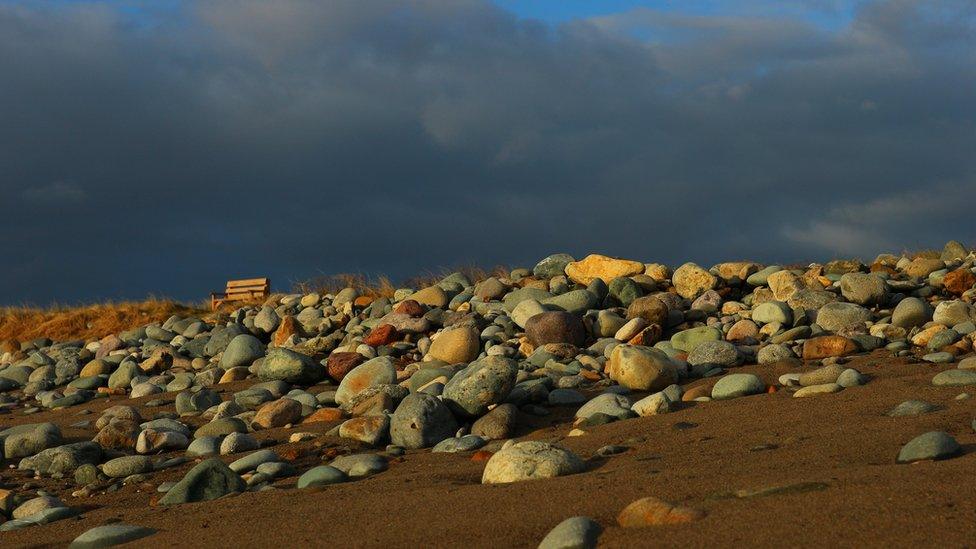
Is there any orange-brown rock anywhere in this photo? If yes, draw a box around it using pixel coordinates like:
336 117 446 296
682 384 712 401
471 450 493 462
273 315 303 347
327 352 365 382
802 335 858 359
354 296 375 308
627 325 662 346
219 367 251 383
394 300 425 317
911 325 946 347
627 296 669 326
364 324 399 347
714 262 760 282
138 347 173 373
565 254 644 285
93 419 140 450
253 398 303 430
904 257 945 278
617 497 706 527
303 407 344 424
80 359 113 378
943 269 976 295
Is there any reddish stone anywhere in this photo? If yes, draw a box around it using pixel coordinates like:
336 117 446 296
280 447 310 461
627 325 662 346
681 384 712 401
394 299 425 317
802 335 858 360
95 334 123 359
617 497 706 527
471 450 494 462
354 296 375 308
943 268 976 295
302 407 345 424
93 419 140 450
273 315 303 347
363 324 399 347
327 352 365 382
252 398 303 430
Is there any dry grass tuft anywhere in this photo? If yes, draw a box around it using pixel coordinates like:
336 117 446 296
0 299 204 343
293 265 511 298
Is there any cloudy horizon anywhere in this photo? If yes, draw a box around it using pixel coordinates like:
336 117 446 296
1 0 974 305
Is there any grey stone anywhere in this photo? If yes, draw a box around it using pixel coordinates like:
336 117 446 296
891 297 931 328
219 334 265 369
19 442 102 475
102 455 153 478
815 302 871 332
390 393 458 449
896 431 961 463
932 369 976 386
482 441 585 484
575 393 632 420
296 465 347 488
538 516 602 549
711 373 766 400
687 340 740 367
69 524 157 548
432 434 486 453
888 400 939 417
158 458 246 505
330 453 388 478
443 356 518 417
259 348 325 385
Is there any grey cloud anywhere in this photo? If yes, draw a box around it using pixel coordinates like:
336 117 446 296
0 0 973 304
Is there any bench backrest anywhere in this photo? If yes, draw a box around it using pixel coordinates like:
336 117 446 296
224 278 271 301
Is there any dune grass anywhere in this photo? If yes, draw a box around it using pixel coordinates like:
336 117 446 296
0 299 204 343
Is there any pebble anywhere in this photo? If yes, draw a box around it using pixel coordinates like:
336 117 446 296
330 453 388 478
69 524 157 548
482 441 585 484
297 465 347 488
931 369 976 386
888 400 939 417
616 496 706 526
711 373 765 400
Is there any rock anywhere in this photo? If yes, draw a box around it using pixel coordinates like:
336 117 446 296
904 257 945 278
816 302 871 332
525 312 586 347
220 432 260 455
631 393 670 416
932 369 976 387
102 455 152 478
407 285 449 308
616 497 706 527
252 398 303 430
839 273 887 305
798 364 845 386
339 415 391 446
836 368 867 387
12 496 65 520
330 453 388 478
626 296 669 326
941 240 969 261
229 449 279 473
752 301 792 325
607 345 678 392
767 270 806 301
758 344 795 364
69 524 157 548
511 300 549 329
471 403 518 440
575 393 632 420
538 516 602 549
482 441 585 484
363 324 399 347
219 334 265 369
672 262 718 299
443 356 518 417
3 422 62 459
175 388 222 415
670 326 722 353
943 268 976 295
136 429 189 454
186 436 221 457
432 434 486 453
933 300 974 327
194 417 248 438
544 290 598 315
896 431 961 463
296 465 347 488
390 393 458 449
793 383 842 397
891 297 931 328
425 326 481 364
711 373 765 400
802 336 858 360
335 359 399 411
19 442 102 476
687 340 740 367
534 253 576 279
565 254 644 285
259 348 324 385
609 277 643 307
888 400 938 417
326 352 366 382
158 458 246 504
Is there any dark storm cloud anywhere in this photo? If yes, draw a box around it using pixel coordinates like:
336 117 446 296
0 0 974 304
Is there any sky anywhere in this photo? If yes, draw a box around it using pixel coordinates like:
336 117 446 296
1 0 974 304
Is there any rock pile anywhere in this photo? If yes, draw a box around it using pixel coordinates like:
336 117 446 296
2 243 976 541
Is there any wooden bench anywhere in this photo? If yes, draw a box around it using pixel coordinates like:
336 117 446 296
211 278 271 310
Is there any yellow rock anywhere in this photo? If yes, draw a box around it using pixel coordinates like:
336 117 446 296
672 262 718 299
565 254 644 285
407 285 449 308
767 270 806 301
79 359 113 378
